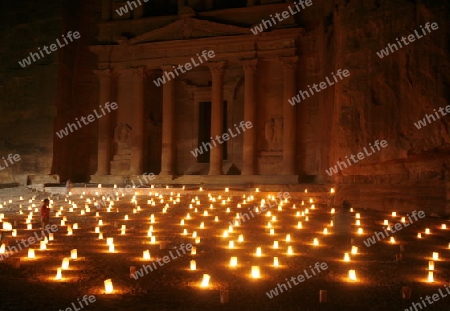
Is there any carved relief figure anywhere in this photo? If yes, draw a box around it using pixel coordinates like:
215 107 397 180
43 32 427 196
114 123 132 155
264 118 282 151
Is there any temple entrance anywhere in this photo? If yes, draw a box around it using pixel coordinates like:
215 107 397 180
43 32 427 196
197 102 211 163
197 101 228 164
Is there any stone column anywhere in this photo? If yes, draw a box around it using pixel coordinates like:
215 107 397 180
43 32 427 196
207 61 226 175
94 69 112 175
130 67 146 175
116 68 133 125
241 59 258 175
160 66 175 175
281 57 298 175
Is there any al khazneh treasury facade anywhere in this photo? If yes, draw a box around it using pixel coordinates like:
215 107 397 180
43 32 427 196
89 0 324 184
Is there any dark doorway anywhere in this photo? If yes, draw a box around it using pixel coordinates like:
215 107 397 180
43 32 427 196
198 102 211 163
215 0 247 10
143 0 178 17
197 101 228 163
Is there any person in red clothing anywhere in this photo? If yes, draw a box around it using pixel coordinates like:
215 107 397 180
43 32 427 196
40 199 50 229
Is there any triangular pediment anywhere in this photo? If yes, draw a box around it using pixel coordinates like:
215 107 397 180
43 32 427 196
128 17 251 44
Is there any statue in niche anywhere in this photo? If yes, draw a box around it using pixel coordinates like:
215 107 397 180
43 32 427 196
264 118 282 151
114 123 132 155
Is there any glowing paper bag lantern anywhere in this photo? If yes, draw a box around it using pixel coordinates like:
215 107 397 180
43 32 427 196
427 271 434 282
348 270 357 281
28 248 35 258
55 268 62 280
3 222 12 231
61 258 70 269
190 260 196 271
228 241 235 249
104 279 113 293
230 257 237 267
255 247 262 257
71 249 77 260
251 266 261 278
201 274 210 287
287 246 293 255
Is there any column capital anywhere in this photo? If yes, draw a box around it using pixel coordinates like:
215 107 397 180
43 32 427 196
241 59 258 72
161 65 174 72
280 56 299 71
130 66 147 78
115 68 135 77
93 69 112 81
206 61 226 76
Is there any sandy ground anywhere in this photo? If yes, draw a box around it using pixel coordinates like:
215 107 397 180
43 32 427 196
0 186 449 311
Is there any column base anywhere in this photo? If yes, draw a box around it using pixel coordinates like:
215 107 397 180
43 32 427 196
159 171 173 176
90 174 125 185
241 170 256 176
